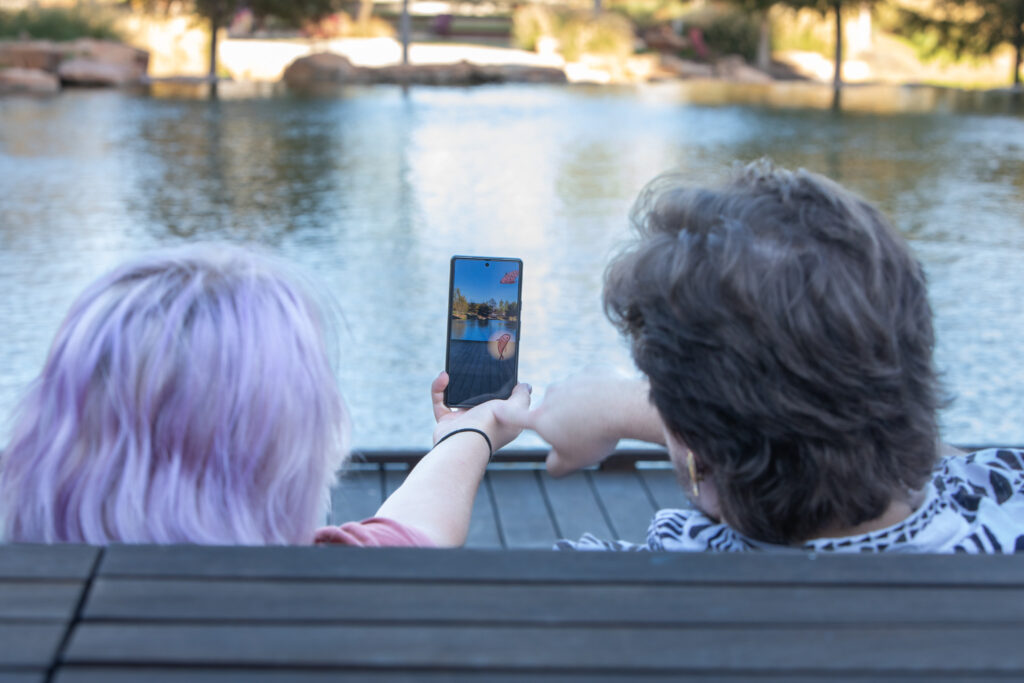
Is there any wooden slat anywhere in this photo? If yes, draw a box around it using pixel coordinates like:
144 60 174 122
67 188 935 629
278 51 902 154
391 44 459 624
0 545 99 580
540 471 614 542
96 546 1024 586
63 623 1024 672
382 465 408 497
0 581 84 620
637 467 692 511
0 674 45 683
465 473 502 549
357 447 669 466
588 470 656 543
81 579 1024 625
329 466 383 525
61 670 951 683
55 670 1000 683
486 470 558 549
0 623 67 668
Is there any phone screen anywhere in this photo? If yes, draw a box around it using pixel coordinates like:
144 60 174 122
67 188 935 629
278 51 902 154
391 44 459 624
445 256 522 408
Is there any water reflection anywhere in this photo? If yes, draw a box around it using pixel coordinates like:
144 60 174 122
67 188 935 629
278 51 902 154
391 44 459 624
0 84 1022 447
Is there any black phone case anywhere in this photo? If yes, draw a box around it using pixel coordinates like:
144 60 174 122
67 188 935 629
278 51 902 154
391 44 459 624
444 255 523 408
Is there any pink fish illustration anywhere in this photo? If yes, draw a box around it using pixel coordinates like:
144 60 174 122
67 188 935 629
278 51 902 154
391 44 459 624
497 333 511 360
500 270 519 284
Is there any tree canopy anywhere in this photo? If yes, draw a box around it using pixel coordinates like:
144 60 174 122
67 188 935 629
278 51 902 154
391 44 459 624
895 0 1024 85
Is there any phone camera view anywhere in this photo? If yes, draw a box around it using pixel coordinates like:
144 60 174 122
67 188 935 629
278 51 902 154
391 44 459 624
446 257 521 407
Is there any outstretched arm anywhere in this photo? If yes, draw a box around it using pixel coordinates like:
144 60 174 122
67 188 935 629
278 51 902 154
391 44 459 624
505 371 666 477
374 373 530 547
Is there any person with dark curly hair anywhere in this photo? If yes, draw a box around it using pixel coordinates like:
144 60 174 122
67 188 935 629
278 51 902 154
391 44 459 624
509 160 1024 553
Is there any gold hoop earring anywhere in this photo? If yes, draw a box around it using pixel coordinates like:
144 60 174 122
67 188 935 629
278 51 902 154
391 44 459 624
686 450 702 498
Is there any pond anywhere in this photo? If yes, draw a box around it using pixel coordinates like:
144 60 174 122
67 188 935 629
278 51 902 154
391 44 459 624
0 82 1022 449
451 319 517 342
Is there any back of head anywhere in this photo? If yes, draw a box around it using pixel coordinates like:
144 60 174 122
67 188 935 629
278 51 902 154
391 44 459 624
605 160 941 545
0 245 348 545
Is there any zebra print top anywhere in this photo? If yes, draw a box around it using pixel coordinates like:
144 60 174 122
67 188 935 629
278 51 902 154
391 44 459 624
557 449 1024 554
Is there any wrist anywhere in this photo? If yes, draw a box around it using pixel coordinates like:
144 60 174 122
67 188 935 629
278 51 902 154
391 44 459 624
615 378 664 445
434 426 493 459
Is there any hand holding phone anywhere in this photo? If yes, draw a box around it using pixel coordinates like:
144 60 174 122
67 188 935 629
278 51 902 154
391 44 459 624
444 256 523 408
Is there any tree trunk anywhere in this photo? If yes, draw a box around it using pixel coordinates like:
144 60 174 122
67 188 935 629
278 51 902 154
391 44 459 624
1014 2 1022 86
358 0 373 26
832 0 842 110
401 0 410 66
208 13 220 98
756 12 771 71
593 0 602 15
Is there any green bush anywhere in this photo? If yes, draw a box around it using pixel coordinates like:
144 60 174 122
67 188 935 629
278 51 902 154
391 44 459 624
680 3 757 62
608 0 693 31
512 4 557 51
0 7 122 42
513 5 635 61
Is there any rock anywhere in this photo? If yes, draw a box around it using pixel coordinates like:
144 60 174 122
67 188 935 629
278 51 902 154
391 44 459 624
375 61 480 85
486 64 567 84
282 52 371 87
0 41 63 72
659 54 713 79
713 55 773 83
0 67 60 94
643 25 687 53
282 53 568 87
58 58 139 87
70 39 149 81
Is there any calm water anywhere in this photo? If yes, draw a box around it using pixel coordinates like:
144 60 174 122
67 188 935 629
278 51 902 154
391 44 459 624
451 319 516 342
1 83 1022 449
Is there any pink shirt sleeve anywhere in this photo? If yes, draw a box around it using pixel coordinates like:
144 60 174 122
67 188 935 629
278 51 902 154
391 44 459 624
313 517 435 547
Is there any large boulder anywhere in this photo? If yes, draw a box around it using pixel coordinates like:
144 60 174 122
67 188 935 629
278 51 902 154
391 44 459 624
713 55 773 83
282 53 371 87
70 39 149 81
659 54 713 79
283 53 568 88
0 67 60 94
376 60 479 85
0 41 63 72
58 58 139 87
478 64 567 84
643 25 687 53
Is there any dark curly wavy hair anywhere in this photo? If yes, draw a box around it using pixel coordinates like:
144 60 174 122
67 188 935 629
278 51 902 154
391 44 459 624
604 160 942 545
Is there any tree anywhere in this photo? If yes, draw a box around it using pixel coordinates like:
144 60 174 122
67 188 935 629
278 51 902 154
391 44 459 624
722 0 777 70
139 0 342 95
452 288 469 318
780 0 879 108
896 0 1024 86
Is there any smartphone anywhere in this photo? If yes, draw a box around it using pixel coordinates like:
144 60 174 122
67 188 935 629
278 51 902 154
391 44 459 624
445 255 523 408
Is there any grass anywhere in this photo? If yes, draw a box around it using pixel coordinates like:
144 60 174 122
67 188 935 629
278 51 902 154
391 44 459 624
0 7 122 42
513 5 635 61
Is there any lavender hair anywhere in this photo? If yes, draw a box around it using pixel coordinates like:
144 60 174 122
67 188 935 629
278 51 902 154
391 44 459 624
0 245 349 545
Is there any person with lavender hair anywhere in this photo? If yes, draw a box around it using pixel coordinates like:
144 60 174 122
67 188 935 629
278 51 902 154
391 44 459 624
0 245 527 547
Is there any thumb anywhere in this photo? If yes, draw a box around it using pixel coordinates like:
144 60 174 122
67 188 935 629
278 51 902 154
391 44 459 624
492 383 532 427
545 449 571 478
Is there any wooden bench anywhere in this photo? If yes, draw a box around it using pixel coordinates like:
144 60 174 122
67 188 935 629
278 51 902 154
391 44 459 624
3 544 1024 681
3 448 1020 680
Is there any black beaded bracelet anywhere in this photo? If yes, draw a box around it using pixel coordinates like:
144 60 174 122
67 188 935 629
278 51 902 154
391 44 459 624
433 427 493 459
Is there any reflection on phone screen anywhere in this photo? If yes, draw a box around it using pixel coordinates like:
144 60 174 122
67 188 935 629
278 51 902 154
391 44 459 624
447 258 521 407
